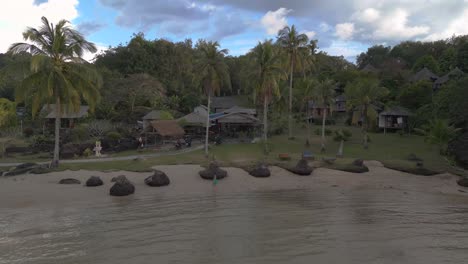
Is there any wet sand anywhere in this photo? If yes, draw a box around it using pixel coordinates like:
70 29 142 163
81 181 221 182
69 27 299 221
0 161 466 209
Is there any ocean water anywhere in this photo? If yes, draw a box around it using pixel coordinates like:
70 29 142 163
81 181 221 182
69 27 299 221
1 189 468 264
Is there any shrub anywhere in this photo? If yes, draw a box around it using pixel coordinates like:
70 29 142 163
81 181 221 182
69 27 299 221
23 127 34 138
315 128 333 136
106 131 122 142
88 120 114 138
30 135 54 152
71 125 89 143
82 148 93 157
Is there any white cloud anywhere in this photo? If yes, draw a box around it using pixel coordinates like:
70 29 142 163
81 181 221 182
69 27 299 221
424 8 468 41
319 22 331 32
0 0 79 53
321 40 363 58
372 8 429 40
353 8 380 23
83 43 109 62
261 7 291 35
335 22 355 40
301 30 316 39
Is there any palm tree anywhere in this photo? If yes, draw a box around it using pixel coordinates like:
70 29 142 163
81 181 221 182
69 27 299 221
414 119 461 154
295 78 317 145
8 17 101 167
252 40 285 154
195 40 231 156
313 79 336 152
277 25 309 139
345 77 388 149
334 129 352 157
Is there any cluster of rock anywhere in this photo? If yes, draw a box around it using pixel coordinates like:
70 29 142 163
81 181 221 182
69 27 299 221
2 163 49 176
199 163 228 180
249 163 270 178
287 159 313 176
54 169 171 197
144 170 170 186
109 176 135 196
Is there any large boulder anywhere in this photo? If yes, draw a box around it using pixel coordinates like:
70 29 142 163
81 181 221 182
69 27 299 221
86 176 104 187
288 159 313 176
111 175 127 183
249 163 271 178
457 178 468 187
199 163 228 180
110 176 135 196
59 178 81 184
144 170 170 187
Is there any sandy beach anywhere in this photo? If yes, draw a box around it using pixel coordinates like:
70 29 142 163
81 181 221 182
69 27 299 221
1 161 466 209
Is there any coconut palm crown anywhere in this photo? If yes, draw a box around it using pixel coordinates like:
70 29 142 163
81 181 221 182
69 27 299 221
8 16 102 166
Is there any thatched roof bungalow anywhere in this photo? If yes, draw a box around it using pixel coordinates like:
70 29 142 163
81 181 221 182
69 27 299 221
361 64 379 74
142 110 173 129
410 67 439 83
41 104 89 128
378 106 412 133
434 67 465 90
149 120 185 139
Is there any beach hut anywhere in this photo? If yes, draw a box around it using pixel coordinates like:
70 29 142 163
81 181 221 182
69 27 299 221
146 120 185 145
378 106 412 134
307 101 332 120
224 106 257 116
142 110 173 130
211 112 261 138
335 95 347 112
42 104 89 128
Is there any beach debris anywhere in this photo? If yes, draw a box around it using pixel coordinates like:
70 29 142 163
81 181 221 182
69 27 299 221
278 153 291 161
59 178 81 184
199 162 227 180
110 176 135 196
288 159 313 176
457 178 468 187
86 176 104 187
249 163 271 178
144 170 170 187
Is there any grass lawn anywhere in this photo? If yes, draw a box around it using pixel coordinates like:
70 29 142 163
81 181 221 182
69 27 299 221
60 125 457 174
2 124 462 176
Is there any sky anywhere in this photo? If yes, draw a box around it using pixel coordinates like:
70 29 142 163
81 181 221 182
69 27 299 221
1 0 468 62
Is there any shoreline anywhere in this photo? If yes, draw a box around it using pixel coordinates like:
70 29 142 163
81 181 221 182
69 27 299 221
1 161 467 209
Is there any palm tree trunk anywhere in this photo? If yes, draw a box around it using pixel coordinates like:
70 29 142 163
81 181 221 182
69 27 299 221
52 100 61 167
337 140 344 157
321 108 327 152
363 104 369 149
204 93 211 156
263 95 268 155
306 108 311 144
288 58 294 139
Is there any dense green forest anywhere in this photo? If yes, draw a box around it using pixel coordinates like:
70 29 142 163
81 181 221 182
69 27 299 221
1 29 467 167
